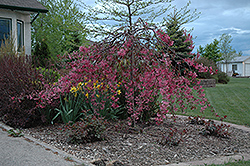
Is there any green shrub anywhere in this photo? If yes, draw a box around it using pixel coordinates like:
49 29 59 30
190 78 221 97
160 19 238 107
37 67 61 83
216 71 230 84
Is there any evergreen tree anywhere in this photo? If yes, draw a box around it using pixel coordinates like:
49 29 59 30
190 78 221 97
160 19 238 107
165 14 194 59
197 39 222 63
162 7 195 71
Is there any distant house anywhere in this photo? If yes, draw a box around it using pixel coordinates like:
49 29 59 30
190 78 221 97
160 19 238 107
220 56 250 77
0 0 48 55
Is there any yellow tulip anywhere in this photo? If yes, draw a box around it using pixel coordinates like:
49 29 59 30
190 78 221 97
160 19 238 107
78 82 83 87
70 87 77 93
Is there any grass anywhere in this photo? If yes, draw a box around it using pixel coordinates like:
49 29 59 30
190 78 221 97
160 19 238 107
202 158 250 166
183 78 250 126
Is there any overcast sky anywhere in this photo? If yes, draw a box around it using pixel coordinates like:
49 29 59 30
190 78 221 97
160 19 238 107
172 0 250 55
84 0 250 56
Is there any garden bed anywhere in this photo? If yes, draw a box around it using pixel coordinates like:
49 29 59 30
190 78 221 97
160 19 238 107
21 116 250 166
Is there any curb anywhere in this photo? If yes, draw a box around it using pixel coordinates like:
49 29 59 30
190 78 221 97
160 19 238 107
0 121 95 166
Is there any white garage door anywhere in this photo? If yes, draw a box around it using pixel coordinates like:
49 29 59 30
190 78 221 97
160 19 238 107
246 64 250 76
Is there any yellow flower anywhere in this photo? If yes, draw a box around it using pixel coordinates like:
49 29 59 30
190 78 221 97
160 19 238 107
78 82 83 87
117 84 120 87
70 87 77 93
96 94 100 98
93 83 97 87
84 82 88 86
97 85 100 89
88 80 91 83
106 85 109 89
74 93 77 97
96 80 98 84
117 90 121 95
85 93 89 98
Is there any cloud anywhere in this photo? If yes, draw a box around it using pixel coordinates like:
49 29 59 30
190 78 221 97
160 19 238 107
243 50 250 55
220 27 250 35
183 0 250 55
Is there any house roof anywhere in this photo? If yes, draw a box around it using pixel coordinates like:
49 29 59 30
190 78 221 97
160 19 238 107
0 0 48 13
231 56 250 63
221 56 250 63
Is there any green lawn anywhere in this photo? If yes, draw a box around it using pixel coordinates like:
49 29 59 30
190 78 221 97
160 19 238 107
202 158 250 166
184 78 250 126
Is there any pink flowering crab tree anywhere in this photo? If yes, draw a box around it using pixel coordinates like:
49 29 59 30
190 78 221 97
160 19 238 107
39 19 218 125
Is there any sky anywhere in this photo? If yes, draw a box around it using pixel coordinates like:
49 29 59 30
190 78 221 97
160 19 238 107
83 0 250 56
171 0 250 55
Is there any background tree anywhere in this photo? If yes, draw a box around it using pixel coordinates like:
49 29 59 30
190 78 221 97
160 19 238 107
31 0 88 59
164 7 196 60
82 0 200 37
197 38 222 63
219 33 240 73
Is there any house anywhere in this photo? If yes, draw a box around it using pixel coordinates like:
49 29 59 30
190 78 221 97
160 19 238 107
219 56 250 77
0 0 48 55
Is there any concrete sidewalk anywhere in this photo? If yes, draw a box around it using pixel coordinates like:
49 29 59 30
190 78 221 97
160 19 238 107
0 122 93 166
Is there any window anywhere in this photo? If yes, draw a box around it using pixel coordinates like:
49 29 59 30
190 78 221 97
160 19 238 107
0 18 11 47
17 20 24 51
232 64 237 71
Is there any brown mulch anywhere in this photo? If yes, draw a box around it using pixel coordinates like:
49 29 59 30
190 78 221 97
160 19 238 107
22 116 250 166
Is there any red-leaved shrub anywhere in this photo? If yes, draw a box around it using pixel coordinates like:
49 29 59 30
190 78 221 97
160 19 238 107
0 54 57 128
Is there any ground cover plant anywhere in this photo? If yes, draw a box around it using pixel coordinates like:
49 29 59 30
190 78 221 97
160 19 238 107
183 78 250 126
